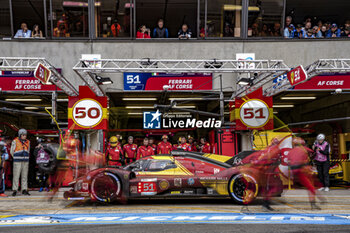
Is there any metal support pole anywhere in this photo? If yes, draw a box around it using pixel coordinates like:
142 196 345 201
51 91 57 125
88 0 96 39
241 0 249 39
133 0 136 39
129 0 133 38
204 0 207 37
197 0 200 39
219 75 224 124
43 0 48 38
9 0 14 37
49 0 53 38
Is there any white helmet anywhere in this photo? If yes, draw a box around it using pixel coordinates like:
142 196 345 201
317 134 325 141
18 128 27 137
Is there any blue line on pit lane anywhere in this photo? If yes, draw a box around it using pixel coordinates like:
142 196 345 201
1 213 350 226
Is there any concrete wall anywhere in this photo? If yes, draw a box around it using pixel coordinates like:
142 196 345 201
0 39 349 91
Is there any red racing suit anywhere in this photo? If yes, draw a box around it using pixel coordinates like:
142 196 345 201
178 143 192 151
188 143 197 152
150 144 157 155
136 146 154 160
199 143 211 153
287 146 316 201
106 145 124 166
157 141 172 154
123 143 138 164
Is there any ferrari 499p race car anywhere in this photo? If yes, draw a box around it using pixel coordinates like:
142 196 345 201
64 150 283 204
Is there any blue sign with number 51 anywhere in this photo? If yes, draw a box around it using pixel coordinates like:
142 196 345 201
124 73 152 90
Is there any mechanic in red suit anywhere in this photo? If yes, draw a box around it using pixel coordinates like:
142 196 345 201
157 135 172 154
178 136 192 151
136 138 154 160
149 137 157 155
123 136 138 165
199 138 211 153
251 138 282 211
287 137 323 210
188 136 197 152
106 136 124 166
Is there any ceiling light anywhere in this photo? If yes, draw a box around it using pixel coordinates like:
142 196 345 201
24 107 39 110
273 104 294 108
128 112 143 115
125 106 155 109
273 111 278 114
169 98 203 101
57 98 69 102
6 99 42 102
45 107 52 109
123 98 157 101
280 97 316 100
173 106 196 109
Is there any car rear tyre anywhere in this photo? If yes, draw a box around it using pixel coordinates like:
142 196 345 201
90 172 122 203
228 173 258 204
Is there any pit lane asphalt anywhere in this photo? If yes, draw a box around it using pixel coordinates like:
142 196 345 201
1 224 350 233
1 188 350 232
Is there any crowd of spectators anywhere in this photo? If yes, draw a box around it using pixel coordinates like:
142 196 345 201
14 16 350 39
283 16 350 39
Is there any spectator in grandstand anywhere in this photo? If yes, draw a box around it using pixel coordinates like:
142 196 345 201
14 23 31 38
136 25 151 39
283 16 293 38
326 24 341 38
341 27 350 38
293 24 305 38
284 24 295 38
153 19 169 38
312 26 322 38
251 22 259 37
31 24 43 38
178 24 192 39
259 24 270 37
305 29 315 38
303 22 312 33
320 25 327 38
317 20 323 30
110 19 121 37
270 22 281 37
223 23 234 37
53 20 69 37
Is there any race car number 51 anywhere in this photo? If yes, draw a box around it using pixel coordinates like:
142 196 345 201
239 99 270 128
72 99 103 128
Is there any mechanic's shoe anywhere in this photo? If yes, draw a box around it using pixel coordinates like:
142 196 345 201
0 193 8 197
262 201 275 211
39 187 44 192
241 205 250 213
22 190 30 196
12 191 17 197
318 187 324 191
324 187 329 192
311 202 321 210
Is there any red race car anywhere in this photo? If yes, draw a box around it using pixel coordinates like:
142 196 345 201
64 150 283 204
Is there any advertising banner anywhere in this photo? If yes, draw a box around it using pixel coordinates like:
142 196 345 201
34 63 51 84
287 66 308 86
123 73 212 91
68 86 108 130
231 88 273 130
0 71 60 91
294 74 350 90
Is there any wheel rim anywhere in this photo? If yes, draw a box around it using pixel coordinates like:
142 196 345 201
229 173 258 204
91 172 121 202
